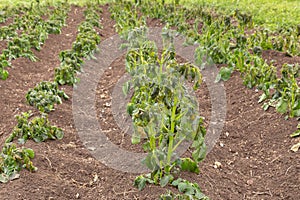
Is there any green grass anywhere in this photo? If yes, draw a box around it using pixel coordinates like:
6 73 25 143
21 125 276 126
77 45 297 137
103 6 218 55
0 0 109 8
181 0 300 29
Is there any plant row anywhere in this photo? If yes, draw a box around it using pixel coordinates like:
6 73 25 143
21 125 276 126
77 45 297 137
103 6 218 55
0 3 102 183
54 4 102 86
0 1 70 80
0 3 38 24
134 0 300 147
27 4 102 114
110 2 209 199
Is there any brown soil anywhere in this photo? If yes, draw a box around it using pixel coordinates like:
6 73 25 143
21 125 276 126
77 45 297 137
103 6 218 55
0 4 299 200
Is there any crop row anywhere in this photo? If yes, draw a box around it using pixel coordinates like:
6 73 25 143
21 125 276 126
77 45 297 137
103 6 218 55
0 2 102 183
110 1 210 199
133 0 300 147
111 0 300 198
0 1 69 80
0 4 26 23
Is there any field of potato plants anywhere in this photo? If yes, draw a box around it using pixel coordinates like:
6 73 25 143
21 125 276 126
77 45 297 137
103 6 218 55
0 0 299 199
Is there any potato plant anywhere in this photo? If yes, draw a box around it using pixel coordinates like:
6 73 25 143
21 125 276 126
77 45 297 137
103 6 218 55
59 50 84 72
0 2 45 40
26 81 69 113
160 178 209 200
3 36 37 61
261 64 300 116
0 7 10 23
0 143 36 183
0 25 18 40
55 63 79 85
0 55 10 80
0 1 71 181
0 111 63 183
249 28 300 57
110 0 149 40
5 111 64 144
111 2 208 198
126 26 207 199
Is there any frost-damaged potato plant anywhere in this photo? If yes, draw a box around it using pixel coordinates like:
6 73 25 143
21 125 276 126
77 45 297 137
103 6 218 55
110 0 146 39
26 81 69 113
55 5 101 86
0 143 36 183
0 1 70 80
0 111 63 181
0 1 102 185
0 54 10 80
5 111 64 144
122 26 208 199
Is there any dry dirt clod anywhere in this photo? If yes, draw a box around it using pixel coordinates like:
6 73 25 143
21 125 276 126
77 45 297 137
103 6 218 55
290 142 300 152
213 161 222 169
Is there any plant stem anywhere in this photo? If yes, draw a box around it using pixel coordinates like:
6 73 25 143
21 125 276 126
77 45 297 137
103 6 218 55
167 96 177 167
172 137 186 152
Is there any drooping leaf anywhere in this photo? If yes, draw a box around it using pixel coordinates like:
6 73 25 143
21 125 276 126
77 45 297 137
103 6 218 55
276 99 288 114
23 148 35 158
134 174 153 190
142 152 158 171
290 130 300 138
215 67 233 82
180 158 200 174
258 93 267 103
160 174 173 187
122 81 131 95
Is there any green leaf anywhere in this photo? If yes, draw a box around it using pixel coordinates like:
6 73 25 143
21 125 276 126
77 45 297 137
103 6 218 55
134 175 147 191
122 81 130 95
58 79 65 85
0 69 9 80
142 152 158 171
180 158 200 174
131 130 141 144
55 129 64 140
291 109 300 117
9 172 20 181
215 67 232 82
18 138 26 144
192 143 206 163
263 102 270 111
276 99 288 114
258 93 267 103
159 192 173 200
33 137 43 143
195 190 208 199
290 130 300 138
126 103 135 116
23 148 35 158
171 178 182 187
160 174 173 187
178 182 194 194
142 141 151 151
